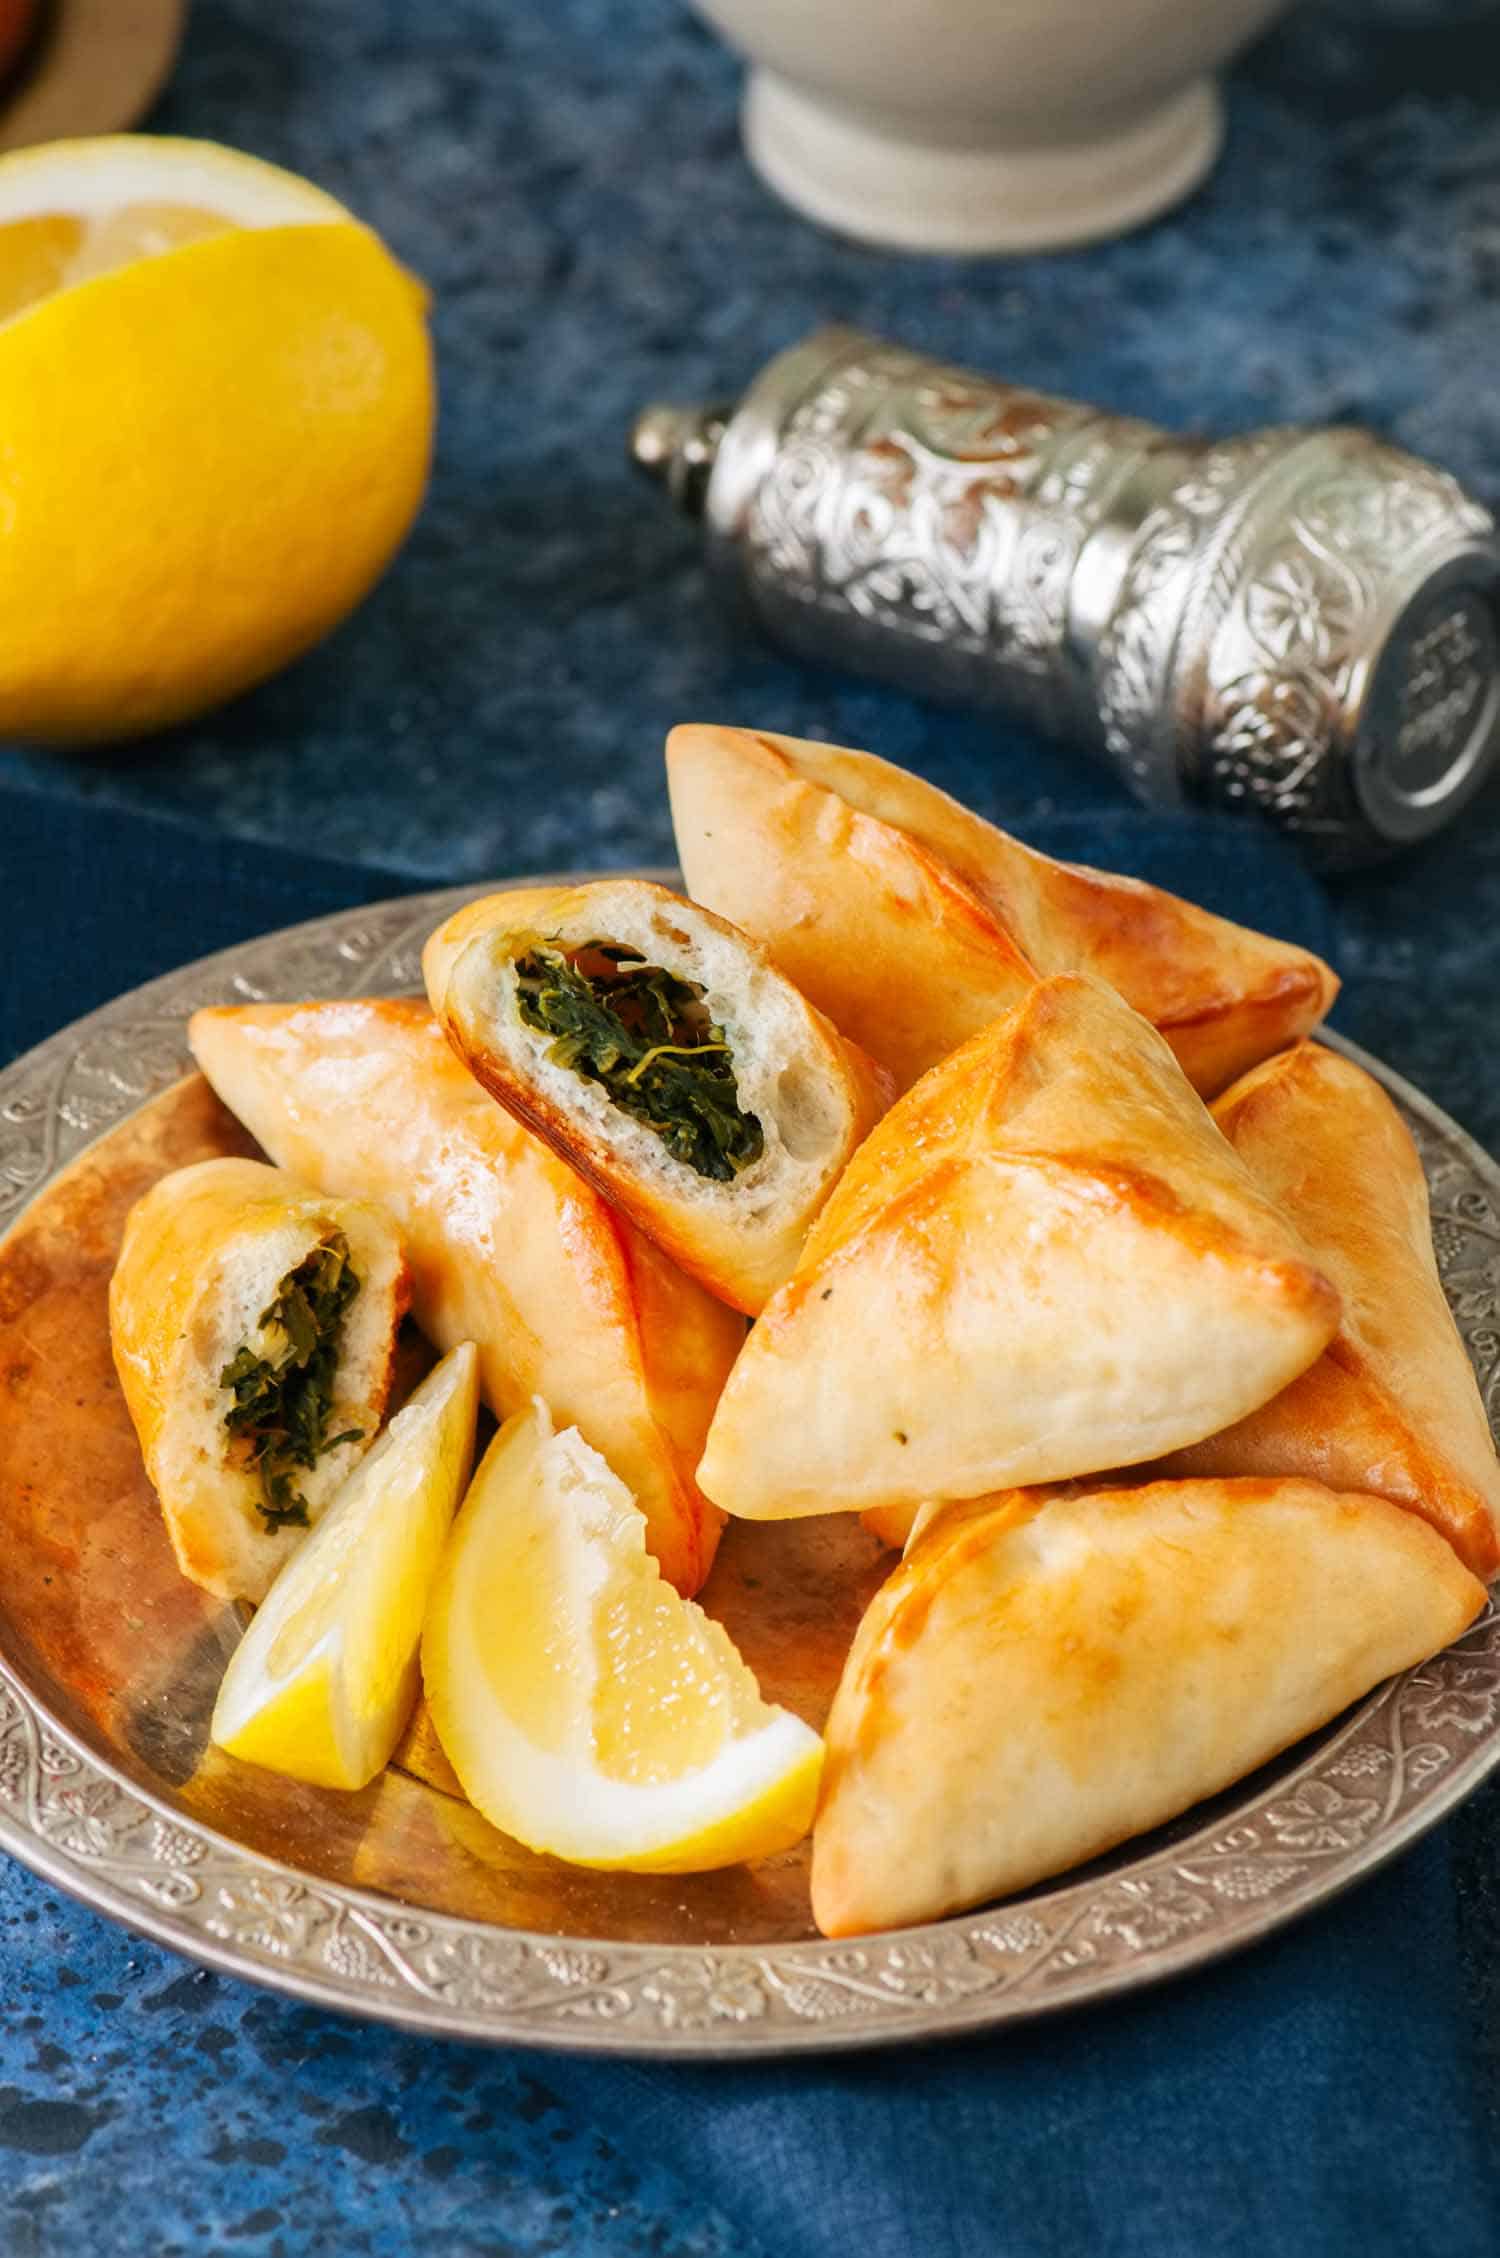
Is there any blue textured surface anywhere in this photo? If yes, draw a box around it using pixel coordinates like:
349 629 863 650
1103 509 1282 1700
5 0 1500 2250
0 1891 742 2258
0 1835 1491 2258
2 0 1498 1142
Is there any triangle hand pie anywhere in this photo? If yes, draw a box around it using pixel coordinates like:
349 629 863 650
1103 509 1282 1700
1153 1042 1500 1578
697 975 1340 1521
667 725 1338 1097
423 878 893 1316
189 999 743 1598
811 1477 1485 1936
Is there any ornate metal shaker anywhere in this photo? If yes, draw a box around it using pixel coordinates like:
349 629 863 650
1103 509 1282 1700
631 325 1500 863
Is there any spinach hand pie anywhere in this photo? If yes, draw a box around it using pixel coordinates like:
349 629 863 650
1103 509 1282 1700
667 724 1339 1099
1153 1042 1500 1578
812 1476 1484 1935
109 1157 409 1603
698 974 1341 1522
423 879 894 1317
188 998 742 1598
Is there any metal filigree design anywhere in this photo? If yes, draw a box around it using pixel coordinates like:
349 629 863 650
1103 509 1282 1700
1198 454 1496 836
710 331 1500 857
1 888 1499 2055
1093 432 1286 799
734 336 1156 735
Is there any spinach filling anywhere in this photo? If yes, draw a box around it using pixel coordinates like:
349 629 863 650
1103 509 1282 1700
512 939 765 1185
220 1236 364 1532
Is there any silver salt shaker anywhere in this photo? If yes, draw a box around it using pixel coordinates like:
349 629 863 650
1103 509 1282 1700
631 325 1500 863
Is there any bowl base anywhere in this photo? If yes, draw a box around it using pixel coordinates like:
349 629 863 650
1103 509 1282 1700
742 68 1224 254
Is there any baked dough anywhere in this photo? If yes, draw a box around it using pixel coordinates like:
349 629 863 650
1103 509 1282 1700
697 974 1340 1520
667 725 1338 1096
110 1156 409 1604
423 878 893 1315
812 1476 1485 1935
1154 1042 1500 1577
189 999 743 1596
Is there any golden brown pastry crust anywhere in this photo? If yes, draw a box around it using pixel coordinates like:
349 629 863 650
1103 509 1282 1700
423 878 893 1315
812 1476 1485 1935
188 999 743 1596
697 975 1341 1520
1153 1042 1500 1577
667 725 1338 1097
860 1502 921 1551
110 1156 409 1603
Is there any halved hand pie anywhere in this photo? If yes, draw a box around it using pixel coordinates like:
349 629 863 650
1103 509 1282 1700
189 999 742 1597
423 878 893 1316
110 1155 409 1604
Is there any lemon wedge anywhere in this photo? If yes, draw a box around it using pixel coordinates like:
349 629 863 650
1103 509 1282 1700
421 1402 824 1872
0 136 432 744
212 1342 480 1791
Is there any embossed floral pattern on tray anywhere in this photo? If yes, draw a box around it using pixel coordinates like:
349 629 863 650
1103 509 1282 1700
1 886 1499 2055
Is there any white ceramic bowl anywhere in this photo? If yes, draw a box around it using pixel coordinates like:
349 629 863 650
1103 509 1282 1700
686 0 1292 253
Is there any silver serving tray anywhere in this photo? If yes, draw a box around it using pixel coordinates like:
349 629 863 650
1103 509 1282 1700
0 882 1497 2058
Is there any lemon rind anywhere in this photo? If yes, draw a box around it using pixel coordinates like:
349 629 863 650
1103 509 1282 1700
0 135 351 228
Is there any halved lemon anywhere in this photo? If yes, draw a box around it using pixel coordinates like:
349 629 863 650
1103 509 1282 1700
422 1401 824 1872
0 136 433 743
212 1342 480 1791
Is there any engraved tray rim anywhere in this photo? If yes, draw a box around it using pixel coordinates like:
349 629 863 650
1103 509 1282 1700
2 878 1498 2059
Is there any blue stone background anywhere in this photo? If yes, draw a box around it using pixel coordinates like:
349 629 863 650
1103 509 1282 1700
5 0 1500 2249
4 0 1500 1139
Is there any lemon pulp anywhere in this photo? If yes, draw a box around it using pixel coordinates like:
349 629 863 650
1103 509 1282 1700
0 204 237 322
211 1342 480 1791
422 1401 823 1872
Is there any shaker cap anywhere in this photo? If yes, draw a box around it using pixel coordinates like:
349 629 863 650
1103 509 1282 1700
1346 549 1500 846
1179 429 1500 857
